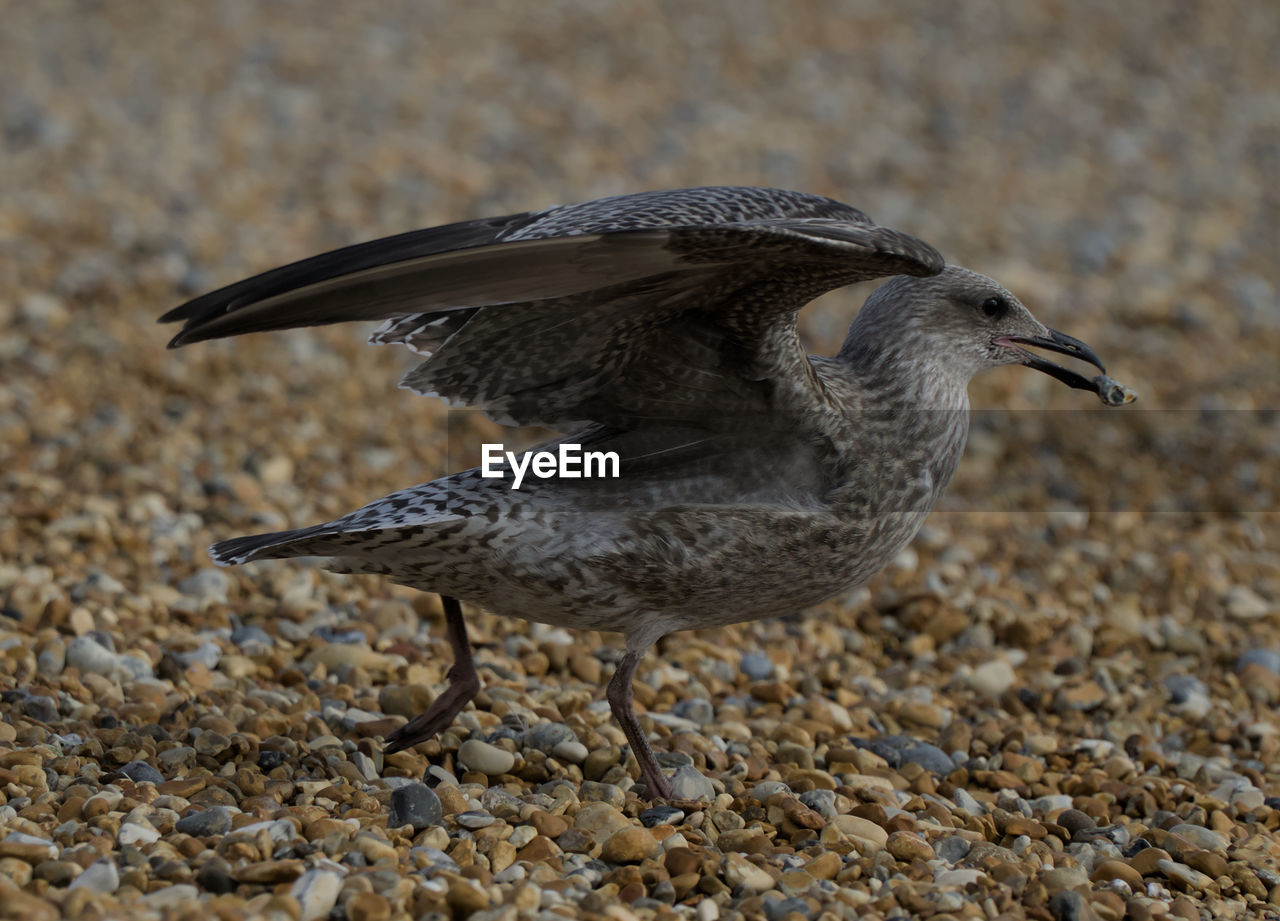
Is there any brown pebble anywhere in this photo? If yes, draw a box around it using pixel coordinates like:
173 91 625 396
232 858 304 884
1129 847 1172 877
601 827 659 864
665 846 703 877
516 835 563 863
530 811 569 839
1091 859 1143 890
346 891 391 921
886 831 934 862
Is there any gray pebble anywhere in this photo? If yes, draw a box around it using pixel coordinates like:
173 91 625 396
288 868 342 921
23 694 59 722
178 568 229 604
935 835 972 865
524 722 577 754
764 897 811 921
389 782 443 831
749 781 791 801
455 810 496 829
798 789 837 820
1047 889 1087 921
739 652 774 681
640 805 686 827
70 858 119 894
861 735 953 775
670 698 715 726
175 806 233 837
119 760 165 785
175 640 221 670
37 640 65 677
953 788 985 815
65 635 119 675
668 764 715 801
1236 649 1280 675
230 624 274 651
1168 823 1227 852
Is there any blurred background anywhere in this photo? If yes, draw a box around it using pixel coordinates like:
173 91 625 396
2 0 1276 577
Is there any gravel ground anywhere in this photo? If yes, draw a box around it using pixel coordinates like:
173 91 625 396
2 2 1278 920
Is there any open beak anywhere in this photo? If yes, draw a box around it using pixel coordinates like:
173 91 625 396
995 329 1107 394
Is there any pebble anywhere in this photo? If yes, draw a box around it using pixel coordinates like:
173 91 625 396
601 827 660 863
119 760 165 785
968 659 1016 696
723 852 776 892
175 806 233 836
458 738 516 776
290 868 344 921
1236 649 1280 675
1168 824 1228 852
389 783 443 831
668 765 716 801
640 806 686 827
69 859 119 894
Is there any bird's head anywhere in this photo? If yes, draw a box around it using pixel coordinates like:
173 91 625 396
841 265 1123 400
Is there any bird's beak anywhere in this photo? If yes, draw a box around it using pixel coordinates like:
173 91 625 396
995 329 1107 394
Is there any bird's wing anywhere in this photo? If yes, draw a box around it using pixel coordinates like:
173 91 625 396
161 187 943 429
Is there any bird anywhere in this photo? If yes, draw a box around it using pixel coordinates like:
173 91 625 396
161 186 1133 800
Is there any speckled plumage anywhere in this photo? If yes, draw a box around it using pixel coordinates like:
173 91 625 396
163 186 1120 798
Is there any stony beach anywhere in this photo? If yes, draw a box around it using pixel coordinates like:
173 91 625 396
2 3 1278 920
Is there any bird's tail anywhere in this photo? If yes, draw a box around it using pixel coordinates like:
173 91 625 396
210 524 341 566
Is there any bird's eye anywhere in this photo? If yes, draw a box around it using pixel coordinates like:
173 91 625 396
981 296 1006 318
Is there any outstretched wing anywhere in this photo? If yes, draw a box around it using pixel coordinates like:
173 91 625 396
161 186 943 429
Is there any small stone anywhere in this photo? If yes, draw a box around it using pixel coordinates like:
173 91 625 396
1167 824 1227 852
1157 858 1214 891
886 830 934 862
602 827 659 863
668 764 715 801
1226 585 1271 620
935 836 971 864
1091 859 1143 889
723 852 776 892
176 806 233 837
740 652 775 681
290 868 343 921
179 569 230 605
574 803 631 839
23 694 59 722
389 782 443 831
119 760 165 785
456 810 496 829
1237 649 1280 675
233 859 305 884
805 851 841 880
530 811 569 838
143 885 200 911
65 635 120 675
1041 866 1089 893
69 859 119 894
347 891 392 921
0 833 58 862
640 805 685 827
118 821 161 846
1047 889 1088 921
968 659 1016 696
458 738 515 776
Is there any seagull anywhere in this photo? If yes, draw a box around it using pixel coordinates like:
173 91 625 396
162 186 1133 799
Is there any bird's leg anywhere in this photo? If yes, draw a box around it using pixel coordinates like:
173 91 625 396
383 596 480 755
607 640 673 800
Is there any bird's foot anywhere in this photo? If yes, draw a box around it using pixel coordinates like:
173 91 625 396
383 666 480 755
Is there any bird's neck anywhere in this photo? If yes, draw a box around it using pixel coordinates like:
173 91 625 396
816 348 972 510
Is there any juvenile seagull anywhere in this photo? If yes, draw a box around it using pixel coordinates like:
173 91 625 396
162 187 1132 799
